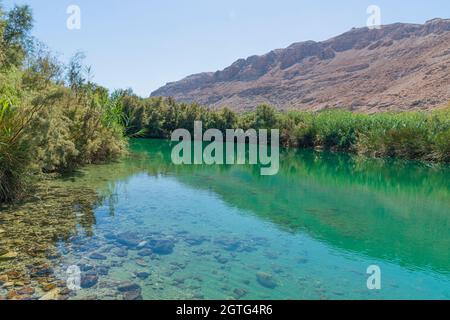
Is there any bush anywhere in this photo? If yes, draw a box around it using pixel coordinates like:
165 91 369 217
124 97 450 163
0 5 128 202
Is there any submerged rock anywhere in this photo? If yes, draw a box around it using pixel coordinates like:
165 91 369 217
30 265 53 278
89 253 107 260
16 286 35 296
0 275 8 285
233 288 248 300
214 255 228 264
80 264 94 272
117 282 141 292
150 240 174 255
137 241 148 249
135 272 150 280
41 283 57 292
192 293 205 299
138 249 153 257
256 272 277 289
114 248 128 258
135 259 148 267
39 288 61 300
215 238 241 251
115 232 141 248
81 273 98 289
0 251 18 261
96 266 110 276
123 289 143 300
185 236 208 246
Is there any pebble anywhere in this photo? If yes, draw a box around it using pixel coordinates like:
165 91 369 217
123 289 143 300
96 266 109 276
215 255 229 264
0 275 8 284
80 264 94 272
80 273 99 289
41 283 57 292
233 288 248 299
114 248 128 257
7 291 31 300
39 288 61 300
115 232 141 248
185 236 208 246
150 240 174 255
137 241 148 249
138 249 153 257
0 251 18 261
89 253 107 260
17 287 35 295
256 272 277 289
135 259 147 267
135 272 150 280
117 282 141 292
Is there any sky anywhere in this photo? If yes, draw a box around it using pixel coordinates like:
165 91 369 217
3 0 449 96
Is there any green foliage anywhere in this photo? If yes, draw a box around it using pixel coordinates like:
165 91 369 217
0 100 24 202
0 5 127 202
0 4 33 68
123 96 450 163
31 86 128 173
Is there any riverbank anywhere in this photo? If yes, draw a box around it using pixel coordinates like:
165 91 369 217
122 96 450 163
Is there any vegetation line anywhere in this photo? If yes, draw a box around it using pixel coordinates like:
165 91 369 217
122 96 450 163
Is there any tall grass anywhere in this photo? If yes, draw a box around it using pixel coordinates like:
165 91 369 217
281 107 450 162
0 98 32 202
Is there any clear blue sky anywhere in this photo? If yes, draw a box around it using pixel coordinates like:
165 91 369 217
3 0 449 96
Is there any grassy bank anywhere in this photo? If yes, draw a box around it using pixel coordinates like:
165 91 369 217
122 96 450 163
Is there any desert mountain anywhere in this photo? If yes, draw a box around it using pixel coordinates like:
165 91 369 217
151 19 450 112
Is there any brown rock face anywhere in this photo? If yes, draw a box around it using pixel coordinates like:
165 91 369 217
151 19 450 112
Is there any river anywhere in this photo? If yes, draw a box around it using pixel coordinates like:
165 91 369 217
0 139 449 300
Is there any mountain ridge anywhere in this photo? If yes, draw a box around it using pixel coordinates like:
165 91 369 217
151 19 450 112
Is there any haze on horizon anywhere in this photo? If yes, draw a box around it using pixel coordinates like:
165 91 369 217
4 0 449 97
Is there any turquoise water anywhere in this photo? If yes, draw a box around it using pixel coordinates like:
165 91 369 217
1 139 449 300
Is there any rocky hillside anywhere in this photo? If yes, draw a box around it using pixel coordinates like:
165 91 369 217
151 19 450 112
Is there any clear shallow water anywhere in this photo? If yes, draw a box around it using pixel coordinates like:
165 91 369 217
0 139 449 300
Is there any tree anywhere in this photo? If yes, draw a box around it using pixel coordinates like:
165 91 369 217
1 4 33 67
255 104 278 129
67 51 87 91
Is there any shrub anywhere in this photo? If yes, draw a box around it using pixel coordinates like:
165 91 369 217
124 97 449 163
